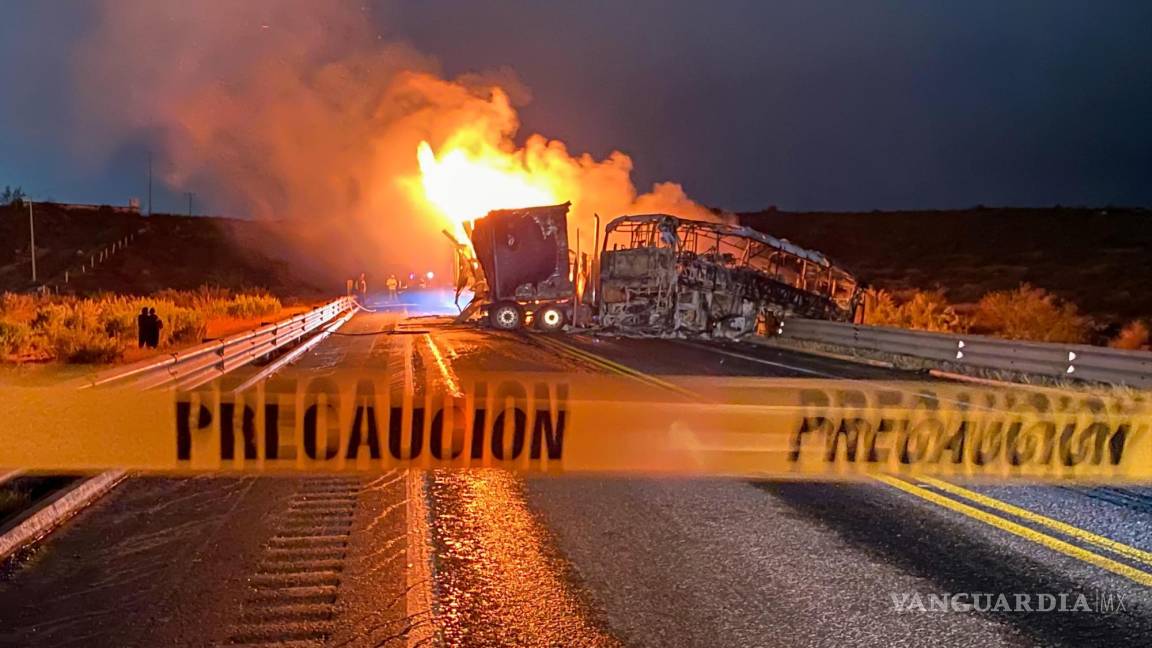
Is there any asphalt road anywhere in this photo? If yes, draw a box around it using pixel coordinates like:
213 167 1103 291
1 299 1150 647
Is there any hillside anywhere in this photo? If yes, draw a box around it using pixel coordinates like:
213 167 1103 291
740 207 1152 325
6 203 1150 325
0 204 329 298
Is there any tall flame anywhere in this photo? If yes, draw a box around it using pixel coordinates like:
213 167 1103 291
417 140 560 241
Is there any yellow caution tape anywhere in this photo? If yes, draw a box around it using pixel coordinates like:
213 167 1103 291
1 373 1149 481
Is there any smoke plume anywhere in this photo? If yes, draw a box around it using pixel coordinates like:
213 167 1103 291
74 1 720 283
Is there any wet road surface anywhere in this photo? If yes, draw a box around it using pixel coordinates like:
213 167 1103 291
1 301 1150 647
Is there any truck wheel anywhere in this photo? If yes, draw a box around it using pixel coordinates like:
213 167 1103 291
489 301 524 330
535 304 567 332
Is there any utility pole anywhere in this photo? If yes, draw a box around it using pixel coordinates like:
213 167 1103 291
28 200 37 283
147 151 153 216
186 192 194 217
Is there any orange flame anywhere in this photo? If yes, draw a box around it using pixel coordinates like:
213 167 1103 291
417 140 560 241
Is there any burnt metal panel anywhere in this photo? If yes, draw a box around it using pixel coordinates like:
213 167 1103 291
469 203 574 302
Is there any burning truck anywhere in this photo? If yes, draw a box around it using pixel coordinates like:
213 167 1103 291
456 203 861 339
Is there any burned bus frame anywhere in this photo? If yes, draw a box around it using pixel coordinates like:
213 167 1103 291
597 214 861 338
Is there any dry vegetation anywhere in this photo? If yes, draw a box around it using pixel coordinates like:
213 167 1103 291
741 207 1152 339
0 287 281 364
862 283 1148 349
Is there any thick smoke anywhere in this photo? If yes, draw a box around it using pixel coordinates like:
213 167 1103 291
75 1 720 282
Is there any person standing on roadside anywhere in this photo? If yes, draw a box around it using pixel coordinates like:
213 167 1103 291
147 307 163 349
385 274 399 302
137 307 151 348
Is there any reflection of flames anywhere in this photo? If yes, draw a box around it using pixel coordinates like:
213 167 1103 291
417 140 561 241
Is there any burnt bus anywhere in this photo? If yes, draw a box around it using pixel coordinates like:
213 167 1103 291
597 214 861 338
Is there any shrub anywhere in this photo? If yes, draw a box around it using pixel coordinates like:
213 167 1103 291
899 290 967 333
163 307 208 345
862 289 900 326
30 303 71 330
155 285 231 309
0 320 31 356
1110 320 1150 350
224 293 281 319
51 328 123 363
0 290 276 363
102 307 137 339
0 293 38 323
972 283 1089 343
863 289 967 333
65 299 103 331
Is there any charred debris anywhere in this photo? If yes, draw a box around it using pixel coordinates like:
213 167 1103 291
456 203 860 339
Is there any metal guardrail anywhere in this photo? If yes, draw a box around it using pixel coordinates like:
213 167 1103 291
72 296 356 390
0 298 356 563
778 318 1152 388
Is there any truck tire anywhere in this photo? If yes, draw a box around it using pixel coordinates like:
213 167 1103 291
489 301 524 330
534 304 567 332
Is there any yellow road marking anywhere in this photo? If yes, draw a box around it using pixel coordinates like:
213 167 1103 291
533 336 633 375
552 340 684 391
423 333 462 397
875 475 1152 586
917 476 1152 568
534 335 699 398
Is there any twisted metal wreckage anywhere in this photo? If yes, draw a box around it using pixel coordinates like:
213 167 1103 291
453 203 861 339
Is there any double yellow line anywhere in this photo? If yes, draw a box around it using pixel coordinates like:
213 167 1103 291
877 475 1152 586
531 334 700 399
533 332 1152 587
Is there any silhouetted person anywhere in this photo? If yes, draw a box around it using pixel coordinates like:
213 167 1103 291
385 274 399 302
147 307 163 349
357 272 368 297
137 307 150 348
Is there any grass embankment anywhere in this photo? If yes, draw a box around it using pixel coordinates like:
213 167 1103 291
0 287 282 364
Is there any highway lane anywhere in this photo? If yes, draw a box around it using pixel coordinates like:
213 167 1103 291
430 326 1152 647
0 308 415 647
0 304 624 647
1 303 1150 647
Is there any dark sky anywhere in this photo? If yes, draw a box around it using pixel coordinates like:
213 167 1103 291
2 1 1151 212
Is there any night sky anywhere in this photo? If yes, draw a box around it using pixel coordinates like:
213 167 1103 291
2 1 1150 213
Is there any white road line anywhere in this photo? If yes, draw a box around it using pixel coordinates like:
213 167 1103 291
0 470 23 488
0 471 127 562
